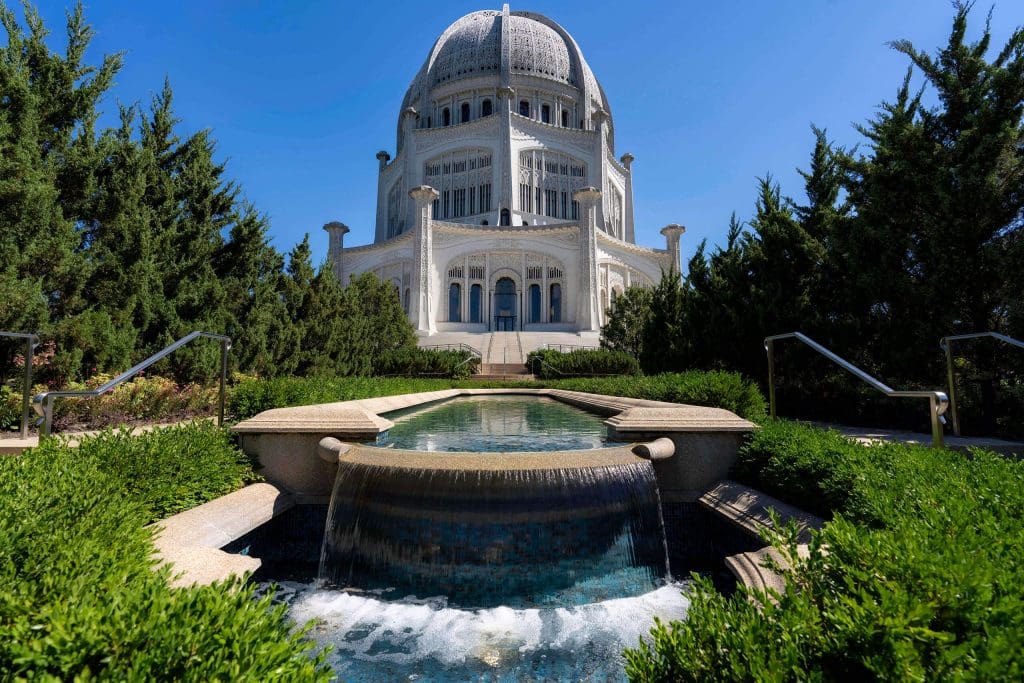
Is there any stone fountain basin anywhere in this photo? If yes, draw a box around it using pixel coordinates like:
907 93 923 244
231 387 755 500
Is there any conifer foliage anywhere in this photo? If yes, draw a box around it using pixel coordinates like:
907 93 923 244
0 2 415 383
603 3 1024 435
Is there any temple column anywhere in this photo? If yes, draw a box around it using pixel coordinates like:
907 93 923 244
409 185 439 335
574 187 602 331
374 152 391 241
621 152 636 243
497 85 515 223
660 224 686 277
592 108 610 232
322 221 349 282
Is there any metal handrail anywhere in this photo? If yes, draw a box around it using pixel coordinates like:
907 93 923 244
33 331 231 438
765 332 948 448
940 332 1024 436
1 331 39 438
420 343 482 358
543 343 599 353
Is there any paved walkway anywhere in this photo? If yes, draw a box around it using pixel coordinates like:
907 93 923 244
818 422 1023 456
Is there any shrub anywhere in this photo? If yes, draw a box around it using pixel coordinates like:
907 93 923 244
527 348 641 378
228 372 767 422
626 421 1024 681
66 421 260 522
228 375 460 419
544 371 767 422
0 426 327 680
374 347 479 379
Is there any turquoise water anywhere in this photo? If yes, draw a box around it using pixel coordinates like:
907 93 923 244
269 579 689 682
374 395 625 452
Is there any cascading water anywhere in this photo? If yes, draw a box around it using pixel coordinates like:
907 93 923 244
260 396 690 680
318 458 671 607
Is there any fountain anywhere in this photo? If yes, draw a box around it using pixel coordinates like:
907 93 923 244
220 389 756 679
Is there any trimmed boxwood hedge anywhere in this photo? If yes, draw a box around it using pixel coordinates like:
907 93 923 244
625 420 1024 681
228 371 766 422
0 423 328 680
526 348 641 378
374 347 479 379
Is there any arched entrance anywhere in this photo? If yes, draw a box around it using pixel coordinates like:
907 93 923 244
494 277 517 330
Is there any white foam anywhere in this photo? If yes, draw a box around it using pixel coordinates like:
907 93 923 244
287 583 689 670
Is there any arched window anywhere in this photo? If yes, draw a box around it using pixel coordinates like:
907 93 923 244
470 284 482 323
541 104 550 124
460 102 470 123
500 208 510 226
529 284 541 323
403 288 410 314
448 283 461 322
481 99 492 117
442 108 451 126
561 110 569 127
519 100 530 117
549 283 561 323
427 116 432 128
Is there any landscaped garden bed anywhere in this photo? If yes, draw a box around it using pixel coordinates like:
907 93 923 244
626 420 1024 681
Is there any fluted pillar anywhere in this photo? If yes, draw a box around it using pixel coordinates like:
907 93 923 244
409 185 439 335
660 224 686 275
323 221 350 282
620 152 636 243
574 187 602 331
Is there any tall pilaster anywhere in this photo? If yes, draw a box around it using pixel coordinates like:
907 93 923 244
409 185 439 335
497 85 515 224
399 107 419 236
592 108 610 233
621 152 636 243
322 221 350 282
574 187 602 331
374 151 390 242
660 224 686 276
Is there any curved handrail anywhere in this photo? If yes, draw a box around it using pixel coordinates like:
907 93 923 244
1 331 39 438
939 331 1024 436
33 331 231 437
765 332 948 448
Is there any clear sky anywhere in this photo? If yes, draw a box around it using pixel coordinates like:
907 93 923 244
25 1 1024 268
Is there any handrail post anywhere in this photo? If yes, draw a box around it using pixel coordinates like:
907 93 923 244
942 338 961 437
218 338 231 426
20 336 34 439
929 394 944 449
765 337 777 419
40 394 54 439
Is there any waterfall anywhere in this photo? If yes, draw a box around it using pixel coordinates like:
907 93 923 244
318 458 671 608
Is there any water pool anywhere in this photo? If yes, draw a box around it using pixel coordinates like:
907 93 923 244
263 580 689 682
373 395 625 452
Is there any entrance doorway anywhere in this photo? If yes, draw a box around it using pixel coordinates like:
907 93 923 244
494 277 517 331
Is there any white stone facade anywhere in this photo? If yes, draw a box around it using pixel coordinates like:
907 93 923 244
325 5 684 334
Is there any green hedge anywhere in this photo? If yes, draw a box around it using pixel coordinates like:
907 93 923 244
0 424 327 680
374 347 479 379
526 348 641 378
228 376 459 419
626 420 1024 681
228 371 766 422
544 372 766 422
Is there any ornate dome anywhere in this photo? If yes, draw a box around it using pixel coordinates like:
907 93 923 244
399 6 609 120
429 10 573 86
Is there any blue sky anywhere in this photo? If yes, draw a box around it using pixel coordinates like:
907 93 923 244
26 1 1024 267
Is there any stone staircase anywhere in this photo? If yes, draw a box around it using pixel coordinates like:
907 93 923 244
475 331 531 379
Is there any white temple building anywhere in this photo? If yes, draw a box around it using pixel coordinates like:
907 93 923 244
324 5 685 336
